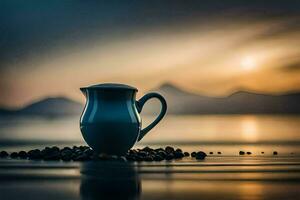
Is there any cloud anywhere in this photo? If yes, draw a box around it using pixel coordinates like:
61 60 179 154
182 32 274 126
1 1 300 107
280 61 300 72
1 0 300 68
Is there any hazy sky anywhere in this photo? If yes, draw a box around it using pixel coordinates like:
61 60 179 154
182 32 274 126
0 0 300 108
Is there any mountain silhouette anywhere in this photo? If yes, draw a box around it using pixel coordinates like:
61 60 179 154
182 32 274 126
0 83 300 117
0 97 83 117
146 83 300 114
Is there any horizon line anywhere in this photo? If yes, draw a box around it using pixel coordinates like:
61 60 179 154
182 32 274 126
1 83 300 110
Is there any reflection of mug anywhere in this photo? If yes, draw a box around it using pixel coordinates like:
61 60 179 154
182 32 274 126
80 83 167 155
80 161 141 200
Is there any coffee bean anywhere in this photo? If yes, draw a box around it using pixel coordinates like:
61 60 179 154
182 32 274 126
174 151 184 159
45 147 51 151
239 151 245 155
83 148 94 156
273 151 278 155
154 155 164 161
61 149 73 157
209 152 213 155
142 146 153 152
74 149 82 154
155 148 164 152
217 152 222 154
51 146 60 152
165 146 175 154
144 156 154 161
158 150 167 158
78 146 84 151
71 153 78 159
246 152 252 155
44 150 61 160
195 151 207 160
165 153 174 160
175 148 182 153
72 146 78 150
138 151 147 157
184 152 190 157
149 151 157 157
62 147 72 151
73 153 89 161
10 152 19 158
28 149 42 159
18 151 28 159
135 156 144 162
261 152 265 154
0 151 8 158
41 146 58 157
61 154 72 161
129 149 138 154
3 145 214 162
41 149 47 157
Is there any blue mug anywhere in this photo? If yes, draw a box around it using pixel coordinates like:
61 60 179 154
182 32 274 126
80 83 167 155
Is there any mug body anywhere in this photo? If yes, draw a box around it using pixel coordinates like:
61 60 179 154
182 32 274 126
80 89 141 155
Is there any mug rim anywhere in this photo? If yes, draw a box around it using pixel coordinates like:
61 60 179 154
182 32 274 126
80 83 138 91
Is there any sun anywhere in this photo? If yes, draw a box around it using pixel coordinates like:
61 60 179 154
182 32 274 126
241 56 257 71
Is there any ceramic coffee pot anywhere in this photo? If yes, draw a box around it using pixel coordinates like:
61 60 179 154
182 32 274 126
80 83 167 155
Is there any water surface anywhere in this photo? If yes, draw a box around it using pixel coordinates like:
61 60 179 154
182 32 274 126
0 115 300 200
1 114 299 154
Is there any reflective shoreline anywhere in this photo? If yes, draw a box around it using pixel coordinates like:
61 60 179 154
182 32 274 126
0 156 300 200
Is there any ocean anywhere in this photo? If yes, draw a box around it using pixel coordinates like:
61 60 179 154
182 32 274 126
0 114 300 155
1 115 300 200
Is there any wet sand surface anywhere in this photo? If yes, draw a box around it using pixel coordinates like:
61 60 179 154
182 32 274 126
1 156 300 200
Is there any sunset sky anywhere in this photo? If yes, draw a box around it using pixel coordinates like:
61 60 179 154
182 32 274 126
0 0 300 108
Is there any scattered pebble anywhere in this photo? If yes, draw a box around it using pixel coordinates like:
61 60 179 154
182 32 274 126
18 151 28 159
184 152 190 157
0 146 212 162
195 151 207 160
144 156 154 162
10 152 18 158
0 151 8 158
165 153 174 160
153 155 164 161
165 146 174 154
191 152 196 157
0 146 285 162
175 148 182 153
174 151 184 159
28 149 42 160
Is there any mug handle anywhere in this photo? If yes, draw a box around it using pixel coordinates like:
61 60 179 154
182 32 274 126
136 92 167 141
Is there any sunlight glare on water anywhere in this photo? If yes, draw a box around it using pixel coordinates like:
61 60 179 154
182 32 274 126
0 115 300 144
240 116 259 142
